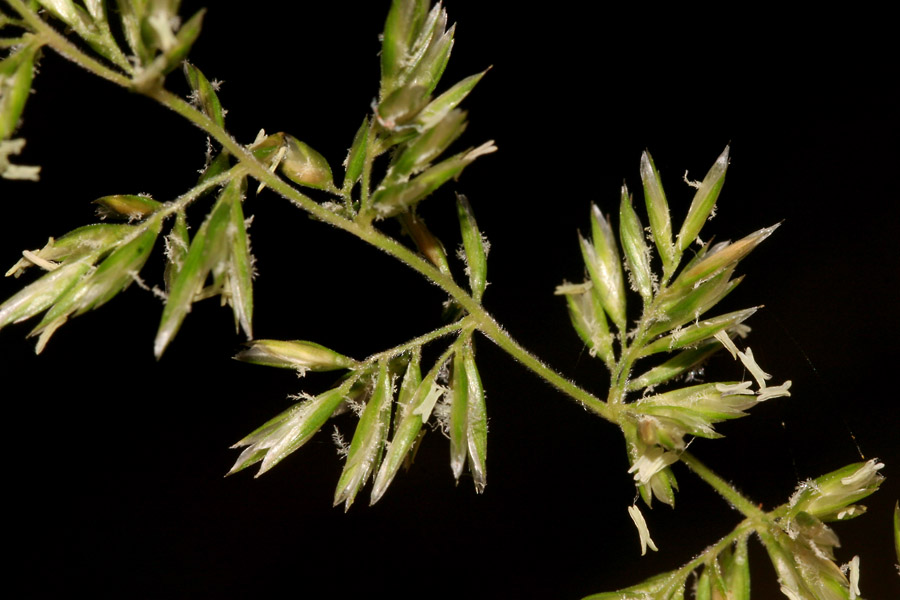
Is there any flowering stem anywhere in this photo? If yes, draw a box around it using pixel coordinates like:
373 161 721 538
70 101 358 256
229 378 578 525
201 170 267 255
11 2 779 549
609 283 677 403
680 451 768 521
147 99 617 422
22 18 614 424
363 318 475 365
156 166 245 218
20 5 766 518
9 0 765 518
671 525 753 583
358 121 377 216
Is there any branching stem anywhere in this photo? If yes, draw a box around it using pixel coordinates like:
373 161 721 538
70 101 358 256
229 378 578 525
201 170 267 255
145 88 616 421
671 524 753 584
363 317 475 365
156 166 245 218
14 3 771 523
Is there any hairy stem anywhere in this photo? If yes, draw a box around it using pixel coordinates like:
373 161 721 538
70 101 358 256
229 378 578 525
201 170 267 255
680 451 768 521
364 317 475 364
359 121 376 215
609 287 672 403
0 36 27 48
157 165 245 218
672 524 753 583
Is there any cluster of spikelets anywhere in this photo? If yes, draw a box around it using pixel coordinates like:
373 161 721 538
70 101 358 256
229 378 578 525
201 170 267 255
0 0 496 507
0 174 254 357
1 3 215 338
588 460 885 600
0 38 253 358
0 0 495 360
556 146 791 509
220 0 498 508
227 168 492 508
556 149 891 599
1 1 210 181
228 322 488 510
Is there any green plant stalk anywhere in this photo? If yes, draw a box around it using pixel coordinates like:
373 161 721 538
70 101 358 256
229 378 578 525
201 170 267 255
680 451 769 521
614 318 650 396
13 0 776 520
609 286 679 403
0 36 28 48
363 317 475 365
359 120 377 215
158 166 244 219
670 523 753 584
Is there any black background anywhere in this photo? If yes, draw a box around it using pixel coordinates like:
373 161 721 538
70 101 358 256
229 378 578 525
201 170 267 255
3 2 898 598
